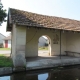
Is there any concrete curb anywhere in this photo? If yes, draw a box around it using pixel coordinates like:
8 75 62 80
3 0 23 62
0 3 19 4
0 67 26 76
0 67 13 76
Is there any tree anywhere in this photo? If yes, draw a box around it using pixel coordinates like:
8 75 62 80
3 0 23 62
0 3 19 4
0 2 7 25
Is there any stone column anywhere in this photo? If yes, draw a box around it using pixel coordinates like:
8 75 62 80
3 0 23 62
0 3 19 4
12 24 26 69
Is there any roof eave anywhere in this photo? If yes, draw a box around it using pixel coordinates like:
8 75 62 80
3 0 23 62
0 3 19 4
6 8 12 32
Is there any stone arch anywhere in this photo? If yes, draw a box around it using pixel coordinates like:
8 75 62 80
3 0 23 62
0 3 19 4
38 35 51 56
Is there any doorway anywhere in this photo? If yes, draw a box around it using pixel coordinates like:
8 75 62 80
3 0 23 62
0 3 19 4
38 35 51 56
5 40 8 48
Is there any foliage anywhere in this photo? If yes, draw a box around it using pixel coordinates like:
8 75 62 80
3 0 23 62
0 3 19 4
45 43 48 46
0 2 7 25
0 54 13 67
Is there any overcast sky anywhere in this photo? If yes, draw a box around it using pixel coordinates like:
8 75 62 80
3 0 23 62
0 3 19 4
1 0 80 36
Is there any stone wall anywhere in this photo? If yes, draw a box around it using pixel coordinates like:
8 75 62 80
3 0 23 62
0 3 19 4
67 32 80 53
25 27 67 57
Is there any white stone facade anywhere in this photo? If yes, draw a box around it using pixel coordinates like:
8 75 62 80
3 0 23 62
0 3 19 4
11 25 80 67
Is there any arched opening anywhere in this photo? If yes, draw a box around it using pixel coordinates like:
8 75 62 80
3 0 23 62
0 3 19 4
38 35 51 57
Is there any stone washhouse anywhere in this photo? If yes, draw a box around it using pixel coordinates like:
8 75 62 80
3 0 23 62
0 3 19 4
7 8 80 70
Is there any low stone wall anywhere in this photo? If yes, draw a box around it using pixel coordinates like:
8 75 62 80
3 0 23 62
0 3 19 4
26 58 80 70
65 51 80 57
1 58 80 76
0 67 26 76
0 67 13 76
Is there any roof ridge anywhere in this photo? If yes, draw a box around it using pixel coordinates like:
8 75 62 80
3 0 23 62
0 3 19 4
9 8 80 22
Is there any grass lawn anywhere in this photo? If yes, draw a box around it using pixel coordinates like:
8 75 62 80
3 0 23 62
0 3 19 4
0 48 11 50
39 47 48 50
0 54 13 67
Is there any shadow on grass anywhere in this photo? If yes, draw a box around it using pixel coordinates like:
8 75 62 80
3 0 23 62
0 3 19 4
0 54 13 67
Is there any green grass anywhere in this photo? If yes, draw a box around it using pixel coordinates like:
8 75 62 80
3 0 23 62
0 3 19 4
39 47 48 50
0 48 11 50
0 54 13 67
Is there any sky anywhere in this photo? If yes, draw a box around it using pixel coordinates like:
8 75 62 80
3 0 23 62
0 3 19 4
1 0 80 36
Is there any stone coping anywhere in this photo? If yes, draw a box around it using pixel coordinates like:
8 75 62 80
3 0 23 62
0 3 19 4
0 58 80 76
0 67 26 76
0 67 13 76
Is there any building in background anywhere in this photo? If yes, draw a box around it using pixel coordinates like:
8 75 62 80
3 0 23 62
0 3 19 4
0 33 6 47
3 35 11 48
38 36 49 47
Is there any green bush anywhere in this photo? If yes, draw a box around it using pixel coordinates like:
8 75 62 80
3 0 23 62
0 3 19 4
0 54 13 67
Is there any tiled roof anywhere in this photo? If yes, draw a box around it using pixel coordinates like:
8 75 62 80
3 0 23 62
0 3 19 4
4 35 11 40
7 8 80 31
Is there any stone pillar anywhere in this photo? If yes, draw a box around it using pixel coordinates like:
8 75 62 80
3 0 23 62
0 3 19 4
12 24 26 69
11 24 17 65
